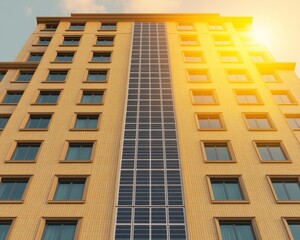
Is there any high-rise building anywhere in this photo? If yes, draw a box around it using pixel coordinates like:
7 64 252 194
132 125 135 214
0 13 300 240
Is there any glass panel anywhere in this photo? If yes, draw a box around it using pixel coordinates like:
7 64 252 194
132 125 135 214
220 222 256 240
0 221 11 240
257 146 271 160
0 179 28 200
66 144 92 160
43 222 77 240
11 144 40 160
55 179 85 200
269 146 286 160
0 116 9 129
289 222 300 239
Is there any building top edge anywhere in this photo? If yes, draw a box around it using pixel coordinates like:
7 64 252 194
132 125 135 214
36 13 252 24
256 62 296 71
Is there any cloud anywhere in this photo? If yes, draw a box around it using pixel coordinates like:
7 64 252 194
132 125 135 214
59 0 107 13
124 0 183 13
25 6 32 16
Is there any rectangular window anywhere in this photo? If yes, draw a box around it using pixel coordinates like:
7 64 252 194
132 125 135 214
80 91 104 104
0 220 13 239
220 52 240 63
0 115 10 129
197 114 224 130
63 37 80 45
92 52 111 62
188 70 209 82
192 90 217 104
286 220 300 239
0 71 6 81
203 142 234 161
255 142 289 161
218 220 258 240
227 70 249 82
272 91 296 104
214 36 232 45
2 91 23 104
69 23 85 31
37 91 60 104
235 90 261 104
210 177 245 201
96 36 114 46
286 114 300 130
251 54 266 62
55 53 74 62
178 23 194 31
44 23 58 31
0 178 29 200
47 70 68 82
271 178 300 201
38 37 51 46
87 70 108 82
208 24 224 30
54 178 86 201
184 52 204 63
244 114 273 130
26 115 51 129
65 143 93 161
11 142 41 160
74 115 99 129
28 53 43 62
180 36 198 45
100 23 117 31
42 220 78 240
261 73 278 82
16 71 34 82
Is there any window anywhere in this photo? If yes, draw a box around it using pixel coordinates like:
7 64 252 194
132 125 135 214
214 36 232 46
54 178 86 201
100 23 117 31
42 220 78 240
92 52 111 62
286 115 300 130
69 23 85 31
235 90 261 105
188 70 209 82
65 143 93 161
2 91 23 104
220 52 240 63
47 70 68 82
197 114 224 130
250 54 266 63
272 91 296 104
74 115 99 129
203 142 234 161
55 53 74 62
244 114 273 130
96 36 114 46
87 70 108 82
28 53 43 62
0 220 13 239
38 37 51 46
192 90 217 104
178 23 194 30
209 177 245 201
44 23 58 31
184 52 204 63
62 37 80 45
11 142 41 160
80 91 104 104
37 91 60 104
271 178 300 201
16 71 34 82
180 36 198 45
227 70 250 82
261 73 278 82
208 24 224 30
240 36 256 46
217 220 258 240
0 71 6 81
0 115 10 129
0 177 29 200
25 115 51 129
255 142 289 161
286 220 300 239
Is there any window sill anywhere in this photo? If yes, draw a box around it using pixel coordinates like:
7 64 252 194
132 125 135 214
32 44 49 47
59 44 80 47
211 200 250 204
69 128 99 131
0 200 24 204
98 29 117 31
31 103 58 106
10 81 30 83
275 200 300 204
59 160 92 163
48 200 85 204
204 160 237 163
77 103 104 106
83 81 108 83
248 128 277 131
66 29 84 32
19 128 48 131
260 160 292 163
41 81 66 83
5 160 36 163
93 44 114 47
50 61 73 64
88 61 111 64
0 103 18 106
198 128 227 131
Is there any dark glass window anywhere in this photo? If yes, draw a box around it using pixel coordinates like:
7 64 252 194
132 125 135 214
211 178 244 200
204 143 232 161
38 37 51 45
96 37 114 45
42 220 78 240
288 221 300 239
0 115 10 129
65 143 93 161
0 71 7 81
246 115 272 129
11 143 41 160
0 178 29 200
16 71 34 82
63 37 80 45
69 23 85 30
75 115 99 129
100 23 117 31
81 91 104 104
0 220 12 240
286 115 300 129
26 115 51 129
256 143 288 161
47 71 68 82
219 220 257 240
92 53 111 62
272 179 300 200
54 178 86 200
28 53 43 62
37 91 60 104
2 92 23 104
87 71 107 82
45 23 58 31
198 115 223 129
55 53 74 62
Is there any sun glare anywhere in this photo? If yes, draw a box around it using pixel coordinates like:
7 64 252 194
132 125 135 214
250 26 271 46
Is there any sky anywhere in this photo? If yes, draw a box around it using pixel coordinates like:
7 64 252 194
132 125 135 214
0 0 299 76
